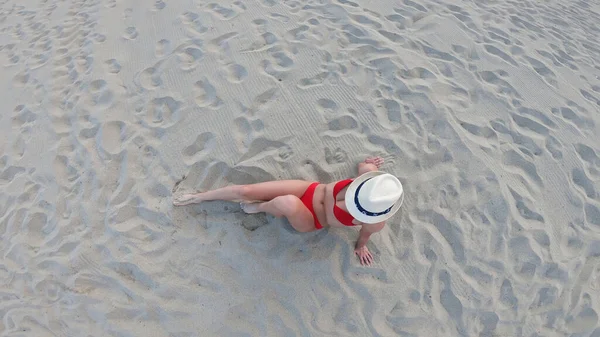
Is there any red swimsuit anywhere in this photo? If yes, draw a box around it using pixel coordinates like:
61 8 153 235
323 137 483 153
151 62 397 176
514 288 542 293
299 179 356 229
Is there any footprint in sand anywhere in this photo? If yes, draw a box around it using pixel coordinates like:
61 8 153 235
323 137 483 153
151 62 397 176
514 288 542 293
277 145 294 161
316 98 339 114
586 202 600 227
457 119 497 145
509 236 542 280
233 1 247 11
574 143 600 178
398 67 436 80
233 116 255 149
0 165 26 183
99 121 128 155
242 31 278 53
141 96 184 129
374 98 402 127
182 132 216 164
137 64 163 90
206 3 239 20
298 72 330 89
499 279 518 310
87 79 114 110
243 88 278 115
270 13 289 23
12 105 37 128
181 12 208 35
572 168 596 199
325 147 348 164
207 32 238 54
565 302 599 333
12 135 26 157
93 33 107 43
237 137 291 163
483 44 518 66
252 18 268 33
502 149 543 189
524 56 557 87
508 187 544 223
302 160 333 185
580 89 600 106
123 27 138 40
23 212 52 247
327 115 358 132
194 78 223 109
176 46 204 71
79 124 100 140
260 60 288 82
551 105 594 131
104 59 121 73
545 135 563 160
224 63 248 83
489 119 542 157
155 39 171 58
12 69 30 87
286 25 309 42
154 0 166 10
259 0 278 7
53 155 77 185
271 50 294 69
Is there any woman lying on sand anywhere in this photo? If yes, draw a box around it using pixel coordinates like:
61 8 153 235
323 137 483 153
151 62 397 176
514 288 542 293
173 156 404 266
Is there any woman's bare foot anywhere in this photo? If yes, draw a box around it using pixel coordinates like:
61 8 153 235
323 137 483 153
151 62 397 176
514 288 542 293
240 202 263 214
364 156 384 169
173 193 203 206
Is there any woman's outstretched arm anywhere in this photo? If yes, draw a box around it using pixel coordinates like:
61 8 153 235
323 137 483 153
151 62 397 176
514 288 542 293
354 222 385 266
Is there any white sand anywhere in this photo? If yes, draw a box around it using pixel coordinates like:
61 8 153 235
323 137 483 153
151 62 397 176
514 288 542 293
1 0 600 335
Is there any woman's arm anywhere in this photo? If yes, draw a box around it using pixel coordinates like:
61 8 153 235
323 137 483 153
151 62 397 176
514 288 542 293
354 222 385 265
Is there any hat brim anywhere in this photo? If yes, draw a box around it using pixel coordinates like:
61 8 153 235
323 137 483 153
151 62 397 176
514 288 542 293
344 171 404 224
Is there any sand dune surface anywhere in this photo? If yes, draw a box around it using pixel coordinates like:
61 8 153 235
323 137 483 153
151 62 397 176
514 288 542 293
1 0 600 335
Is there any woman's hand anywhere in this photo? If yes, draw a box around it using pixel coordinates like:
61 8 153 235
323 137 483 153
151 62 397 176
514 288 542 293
358 156 384 175
364 156 384 169
354 246 374 266
354 222 384 266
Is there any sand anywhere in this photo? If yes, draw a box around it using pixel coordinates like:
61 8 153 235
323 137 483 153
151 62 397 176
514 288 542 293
1 0 600 335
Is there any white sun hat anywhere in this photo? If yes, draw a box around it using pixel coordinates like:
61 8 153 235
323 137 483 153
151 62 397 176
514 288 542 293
345 171 404 224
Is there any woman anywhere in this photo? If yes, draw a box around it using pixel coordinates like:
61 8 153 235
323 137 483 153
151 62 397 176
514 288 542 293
173 157 404 266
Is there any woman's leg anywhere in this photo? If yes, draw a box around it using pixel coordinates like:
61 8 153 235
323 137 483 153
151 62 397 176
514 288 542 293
253 195 316 232
173 180 312 206
174 181 317 232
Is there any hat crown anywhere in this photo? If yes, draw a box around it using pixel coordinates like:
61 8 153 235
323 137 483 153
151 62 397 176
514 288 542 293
357 174 403 213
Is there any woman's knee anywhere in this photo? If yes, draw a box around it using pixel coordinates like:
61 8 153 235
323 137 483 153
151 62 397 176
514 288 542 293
273 196 315 232
237 185 253 199
272 195 300 213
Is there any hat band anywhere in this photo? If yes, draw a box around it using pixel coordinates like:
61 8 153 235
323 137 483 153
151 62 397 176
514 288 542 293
354 178 393 217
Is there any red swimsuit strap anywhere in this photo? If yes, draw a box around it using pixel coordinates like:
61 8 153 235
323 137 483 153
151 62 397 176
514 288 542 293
300 182 322 229
333 179 355 226
333 179 353 196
